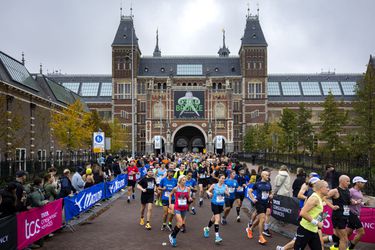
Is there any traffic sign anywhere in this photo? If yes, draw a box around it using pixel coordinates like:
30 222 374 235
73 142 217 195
93 132 105 153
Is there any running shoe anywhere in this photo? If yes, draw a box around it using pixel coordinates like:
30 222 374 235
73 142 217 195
191 207 196 215
215 235 223 244
236 215 241 222
132 194 135 199
221 217 227 225
167 223 173 232
181 225 186 233
140 218 145 226
199 199 203 207
258 235 267 245
263 229 272 237
145 223 152 230
203 227 210 238
276 246 284 250
329 246 339 250
169 234 177 247
248 222 253 228
246 227 253 239
127 199 130 204
161 224 166 231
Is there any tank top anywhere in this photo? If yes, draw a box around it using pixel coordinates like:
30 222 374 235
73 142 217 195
300 192 323 233
299 186 314 209
174 186 189 211
332 187 351 217
211 183 227 206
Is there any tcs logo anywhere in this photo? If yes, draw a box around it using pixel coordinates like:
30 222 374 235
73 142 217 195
25 219 41 239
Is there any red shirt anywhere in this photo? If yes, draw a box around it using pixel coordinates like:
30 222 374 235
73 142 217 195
127 166 139 181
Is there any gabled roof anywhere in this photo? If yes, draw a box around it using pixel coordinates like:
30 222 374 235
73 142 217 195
138 56 241 77
241 15 267 47
112 16 139 47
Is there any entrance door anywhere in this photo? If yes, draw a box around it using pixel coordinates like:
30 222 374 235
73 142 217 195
174 126 205 153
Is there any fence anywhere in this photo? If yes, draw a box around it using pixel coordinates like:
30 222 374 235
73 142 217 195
237 152 375 196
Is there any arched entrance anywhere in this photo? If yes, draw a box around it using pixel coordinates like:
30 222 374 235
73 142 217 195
214 136 226 155
173 126 206 153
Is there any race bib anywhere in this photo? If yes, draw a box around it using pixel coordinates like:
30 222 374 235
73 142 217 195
229 187 235 193
200 174 206 178
147 182 154 189
237 187 243 192
216 195 224 203
136 173 141 179
164 191 170 198
261 191 269 200
129 175 134 181
156 176 162 184
178 197 187 206
343 205 350 216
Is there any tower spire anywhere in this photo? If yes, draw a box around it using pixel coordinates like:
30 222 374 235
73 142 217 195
247 2 250 19
120 0 123 19
21 52 25 65
222 29 226 48
218 29 230 57
130 0 133 18
153 28 161 57
257 2 260 17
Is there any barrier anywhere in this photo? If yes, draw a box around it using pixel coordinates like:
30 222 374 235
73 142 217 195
271 195 300 226
17 199 63 250
0 215 17 250
105 174 128 199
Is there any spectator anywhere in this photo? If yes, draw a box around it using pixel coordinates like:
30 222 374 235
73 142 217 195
44 173 60 201
97 154 105 167
83 168 95 189
292 168 306 197
249 169 257 184
324 164 341 189
0 182 17 218
274 165 291 196
11 170 28 212
113 159 122 177
92 164 104 184
58 169 74 198
72 166 85 193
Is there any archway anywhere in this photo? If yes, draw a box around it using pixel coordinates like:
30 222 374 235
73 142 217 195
214 136 226 155
173 126 206 153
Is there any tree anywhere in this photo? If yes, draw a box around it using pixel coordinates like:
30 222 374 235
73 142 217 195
353 58 375 179
50 100 93 152
296 103 314 153
278 108 298 153
109 118 130 153
319 91 347 152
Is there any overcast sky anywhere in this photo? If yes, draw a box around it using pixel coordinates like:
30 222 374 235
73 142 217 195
1 0 374 74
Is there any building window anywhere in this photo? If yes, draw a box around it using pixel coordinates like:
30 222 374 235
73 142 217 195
250 110 260 119
138 114 146 124
37 149 47 170
234 101 241 112
121 110 129 119
137 82 146 94
15 148 26 171
139 101 146 112
139 129 145 138
234 114 241 124
56 150 63 167
248 83 262 99
116 83 131 99
140 142 146 153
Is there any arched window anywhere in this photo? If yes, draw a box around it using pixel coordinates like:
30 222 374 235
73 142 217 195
218 83 222 89
215 102 226 119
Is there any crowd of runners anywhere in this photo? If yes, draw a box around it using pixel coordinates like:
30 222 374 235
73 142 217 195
120 153 369 250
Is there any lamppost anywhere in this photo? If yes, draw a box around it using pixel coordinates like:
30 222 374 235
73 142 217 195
159 94 163 156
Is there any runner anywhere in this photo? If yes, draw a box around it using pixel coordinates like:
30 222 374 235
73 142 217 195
294 180 329 250
155 163 167 206
159 169 177 231
246 171 272 245
203 174 229 244
136 168 156 230
235 167 249 222
221 170 238 224
197 162 210 207
126 160 139 203
326 175 351 250
185 170 198 215
174 163 187 179
347 176 368 250
168 175 192 247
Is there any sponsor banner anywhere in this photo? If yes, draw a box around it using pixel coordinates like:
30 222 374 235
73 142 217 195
17 199 62 250
0 215 17 250
105 174 127 199
271 195 300 226
64 183 104 222
322 206 375 243
174 91 204 119
216 136 223 149
154 136 161 149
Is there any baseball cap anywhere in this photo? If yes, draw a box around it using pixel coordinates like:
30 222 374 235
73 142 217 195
16 170 27 177
353 176 367 184
309 172 320 178
309 177 320 184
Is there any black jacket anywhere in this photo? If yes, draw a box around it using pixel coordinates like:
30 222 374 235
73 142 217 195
0 189 17 218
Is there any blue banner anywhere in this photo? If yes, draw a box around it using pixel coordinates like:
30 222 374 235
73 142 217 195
105 174 127 199
64 182 105 222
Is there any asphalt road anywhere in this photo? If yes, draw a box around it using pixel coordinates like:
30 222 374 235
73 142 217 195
41 191 290 250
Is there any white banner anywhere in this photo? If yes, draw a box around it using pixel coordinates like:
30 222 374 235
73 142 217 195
154 136 161 149
93 132 105 153
216 136 223 149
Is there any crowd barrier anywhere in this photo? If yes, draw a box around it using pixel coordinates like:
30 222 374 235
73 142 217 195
267 194 375 244
0 174 128 250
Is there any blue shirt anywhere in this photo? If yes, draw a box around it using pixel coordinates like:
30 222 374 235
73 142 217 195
159 177 177 201
252 181 272 204
211 183 227 206
185 178 197 190
224 179 238 200
236 175 249 194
